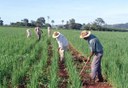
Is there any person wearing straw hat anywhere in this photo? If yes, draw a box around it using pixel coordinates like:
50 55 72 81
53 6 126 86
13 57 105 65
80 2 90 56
52 31 69 62
80 30 104 83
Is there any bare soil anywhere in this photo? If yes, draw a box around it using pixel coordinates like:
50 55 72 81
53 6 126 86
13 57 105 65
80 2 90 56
68 44 112 88
12 41 112 88
58 60 69 88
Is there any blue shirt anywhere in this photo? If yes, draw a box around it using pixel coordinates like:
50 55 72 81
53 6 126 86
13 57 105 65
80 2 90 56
86 34 103 54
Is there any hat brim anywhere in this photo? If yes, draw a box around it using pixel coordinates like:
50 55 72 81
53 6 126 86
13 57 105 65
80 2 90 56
52 32 60 38
80 31 91 38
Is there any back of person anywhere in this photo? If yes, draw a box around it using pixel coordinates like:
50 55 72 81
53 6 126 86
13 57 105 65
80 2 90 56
56 34 68 50
35 26 42 41
26 29 31 38
87 34 103 54
80 30 104 83
47 26 51 37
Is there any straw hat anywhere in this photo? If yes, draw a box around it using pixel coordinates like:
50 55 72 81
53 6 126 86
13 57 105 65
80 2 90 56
52 31 60 38
80 30 91 38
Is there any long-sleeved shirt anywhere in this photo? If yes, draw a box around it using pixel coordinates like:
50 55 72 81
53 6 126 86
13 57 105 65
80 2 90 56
56 34 68 49
86 34 103 54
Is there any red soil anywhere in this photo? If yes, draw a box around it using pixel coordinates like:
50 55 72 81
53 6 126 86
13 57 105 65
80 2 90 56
58 61 69 88
68 44 112 88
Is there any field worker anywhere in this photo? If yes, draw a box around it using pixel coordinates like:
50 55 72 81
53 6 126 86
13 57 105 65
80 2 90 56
26 29 31 38
52 31 69 62
80 30 104 83
35 26 43 41
47 26 51 37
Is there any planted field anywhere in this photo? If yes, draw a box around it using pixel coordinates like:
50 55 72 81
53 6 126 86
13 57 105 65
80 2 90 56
0 27 128 88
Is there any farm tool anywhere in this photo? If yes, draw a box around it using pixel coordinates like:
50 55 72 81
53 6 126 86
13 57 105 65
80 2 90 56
79 61 89 75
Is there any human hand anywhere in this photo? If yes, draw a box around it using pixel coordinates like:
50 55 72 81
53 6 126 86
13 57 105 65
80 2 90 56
58 47 60 52
87 57 91 63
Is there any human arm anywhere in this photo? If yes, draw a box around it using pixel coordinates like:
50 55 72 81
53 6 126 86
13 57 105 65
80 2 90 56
87 40 95 62
87 51 94 62
56 38 62 52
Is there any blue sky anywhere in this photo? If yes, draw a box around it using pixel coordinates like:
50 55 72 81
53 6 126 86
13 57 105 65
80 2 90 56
0 0 128 25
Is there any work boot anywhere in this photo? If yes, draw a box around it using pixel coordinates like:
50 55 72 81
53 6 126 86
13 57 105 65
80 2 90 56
95 78 104 82
90 79 95 85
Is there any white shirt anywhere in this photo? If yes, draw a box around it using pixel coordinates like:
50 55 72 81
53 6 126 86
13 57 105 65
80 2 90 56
26 29 31 35
47 27 51 30
47 27 51 33
56 34 68 49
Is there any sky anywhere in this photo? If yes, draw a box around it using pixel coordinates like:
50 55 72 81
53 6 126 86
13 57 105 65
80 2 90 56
0 0 128 25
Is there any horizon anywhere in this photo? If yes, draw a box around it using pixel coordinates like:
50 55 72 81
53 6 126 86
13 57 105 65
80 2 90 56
1 0 128 25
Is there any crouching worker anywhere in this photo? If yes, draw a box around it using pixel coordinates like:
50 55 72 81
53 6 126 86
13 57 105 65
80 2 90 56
52 31 69 62
26 29 31 38
80 30 104 83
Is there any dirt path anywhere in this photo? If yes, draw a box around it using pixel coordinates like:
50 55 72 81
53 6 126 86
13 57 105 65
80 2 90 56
39 39 53 88
58 61 69 88
68 43 87 62
47 39 53 66
47 38 69 88
68 44 112 88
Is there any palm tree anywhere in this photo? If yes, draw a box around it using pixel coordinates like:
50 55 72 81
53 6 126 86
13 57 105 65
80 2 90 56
51 20 55 26
47 16 50 23
61 20 64 25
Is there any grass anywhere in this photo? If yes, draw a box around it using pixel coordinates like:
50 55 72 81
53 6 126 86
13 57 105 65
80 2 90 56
0 26 128 88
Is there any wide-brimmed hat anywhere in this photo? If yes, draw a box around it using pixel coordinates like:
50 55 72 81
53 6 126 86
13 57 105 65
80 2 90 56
52 31 60 38
80 30 91 38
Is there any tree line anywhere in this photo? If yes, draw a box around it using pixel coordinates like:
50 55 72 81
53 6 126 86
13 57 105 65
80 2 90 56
1 17 126 31
0 17 3 26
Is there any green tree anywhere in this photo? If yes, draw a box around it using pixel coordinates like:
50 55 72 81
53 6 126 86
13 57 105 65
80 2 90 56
69 18 75 29
31 20 36 27
0 17 4 26
51 20 55 26
61 20 64 25
36 17 45 27
95 18 105 26
69 18 75 24
21 18 29 27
